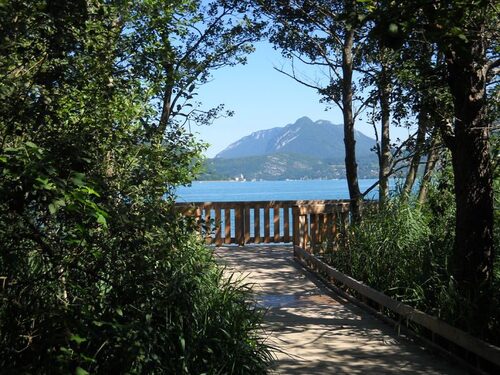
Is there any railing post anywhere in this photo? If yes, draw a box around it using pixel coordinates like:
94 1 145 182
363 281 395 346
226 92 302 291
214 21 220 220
263 206 270 243
255 206 261 244
204 205 213 245
292 205 299 246
244 204 251 244
224 207 231 244
273 207 280 243
283 205 290 243
215 205 222 247
235 205 244 246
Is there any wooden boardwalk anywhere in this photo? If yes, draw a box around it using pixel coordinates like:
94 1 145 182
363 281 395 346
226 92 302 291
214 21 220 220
216 245 466 375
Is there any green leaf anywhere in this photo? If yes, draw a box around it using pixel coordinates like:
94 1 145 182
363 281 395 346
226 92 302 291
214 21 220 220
388 23 398 34
70 334 87 345
72 173 85 186
75 367 89 375
96 213 108 227
35 177 56 190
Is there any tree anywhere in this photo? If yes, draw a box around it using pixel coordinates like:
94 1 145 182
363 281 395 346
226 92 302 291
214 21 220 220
373 0 499 329
357 43 398 207
255 0 372 221
0 0 271 372
124 0 264 139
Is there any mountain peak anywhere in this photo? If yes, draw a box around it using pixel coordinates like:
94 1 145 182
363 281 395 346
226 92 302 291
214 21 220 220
215 117 375 160
294 116 314 125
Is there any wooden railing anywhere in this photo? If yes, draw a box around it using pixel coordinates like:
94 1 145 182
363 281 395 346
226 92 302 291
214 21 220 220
178 199 500 372
176 200 351 248
294 246 500 372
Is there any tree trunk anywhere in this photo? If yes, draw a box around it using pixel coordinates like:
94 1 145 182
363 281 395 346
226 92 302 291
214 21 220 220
445 41 494 319
417 129 440 205
403 109 427 198
342 27 362 222
158 61 174 138
378 62 391 208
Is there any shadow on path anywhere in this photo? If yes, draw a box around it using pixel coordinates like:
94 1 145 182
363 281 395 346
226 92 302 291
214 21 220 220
216 245 466 375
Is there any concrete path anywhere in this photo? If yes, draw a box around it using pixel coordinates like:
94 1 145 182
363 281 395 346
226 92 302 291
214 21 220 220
215 245 466 375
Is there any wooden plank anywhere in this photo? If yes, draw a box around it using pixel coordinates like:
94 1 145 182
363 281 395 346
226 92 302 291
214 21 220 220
315 214 321 246
299 215 307 249
176 200 353 211
235 206 244 245
204 207 212 245
214 208 222 246
273 208 280 242
311 214 319 250
264 207 270 243
244 206 251 244
224 208 231 244
326 213 334 251
292 206 299 246
298 204 346 215
321 213 328 251
332 211 338 244
284 206 290 243
255 207 261 244
293 245 500 367
195 207 203 236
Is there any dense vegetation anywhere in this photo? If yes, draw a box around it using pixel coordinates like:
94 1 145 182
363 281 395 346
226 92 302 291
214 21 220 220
0 0 497 372
0 0 272 373
255 0 499 344
328 176 500 346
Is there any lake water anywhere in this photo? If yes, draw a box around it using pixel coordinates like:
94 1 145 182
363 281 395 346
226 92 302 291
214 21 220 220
176 179 384 202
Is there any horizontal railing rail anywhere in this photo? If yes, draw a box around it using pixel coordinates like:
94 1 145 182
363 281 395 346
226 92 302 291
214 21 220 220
176 200 351 248
294 245 500 371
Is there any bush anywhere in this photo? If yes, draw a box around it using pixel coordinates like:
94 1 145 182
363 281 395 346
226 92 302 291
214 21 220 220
329 199 435 306
327 170 500 345
0 217 271 374
0 1 271 373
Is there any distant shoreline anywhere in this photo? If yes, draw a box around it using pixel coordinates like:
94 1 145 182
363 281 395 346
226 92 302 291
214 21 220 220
176 179 387 203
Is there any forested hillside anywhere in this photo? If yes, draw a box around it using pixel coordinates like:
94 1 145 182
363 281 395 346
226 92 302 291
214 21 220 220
201 116 378 180
200 153 378 180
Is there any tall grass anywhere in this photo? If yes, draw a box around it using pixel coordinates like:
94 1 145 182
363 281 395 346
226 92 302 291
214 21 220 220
0 218 273 374
326 178 500 345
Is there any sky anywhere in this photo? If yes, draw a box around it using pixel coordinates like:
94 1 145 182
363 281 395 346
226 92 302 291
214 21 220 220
192 41 413 158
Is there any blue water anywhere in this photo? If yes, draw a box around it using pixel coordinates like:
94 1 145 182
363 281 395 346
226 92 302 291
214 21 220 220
176 179 384 202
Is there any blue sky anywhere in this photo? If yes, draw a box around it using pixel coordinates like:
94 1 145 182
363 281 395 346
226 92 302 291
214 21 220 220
193 41 413 158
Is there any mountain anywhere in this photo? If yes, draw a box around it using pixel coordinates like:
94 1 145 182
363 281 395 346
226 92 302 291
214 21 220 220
199 116 379 181
215 116 376 160
200 154 378 181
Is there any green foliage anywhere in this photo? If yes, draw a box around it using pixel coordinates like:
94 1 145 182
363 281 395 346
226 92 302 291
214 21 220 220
328 166 500 343
199 153 378 181
330 199 435 305
0 0 270 373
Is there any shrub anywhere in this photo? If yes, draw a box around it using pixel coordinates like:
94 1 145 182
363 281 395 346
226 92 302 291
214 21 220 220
0 1 271 373
329 199 433 306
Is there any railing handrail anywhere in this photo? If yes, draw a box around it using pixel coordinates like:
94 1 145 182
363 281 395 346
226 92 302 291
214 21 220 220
176 199 351 248
176 199 351 206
